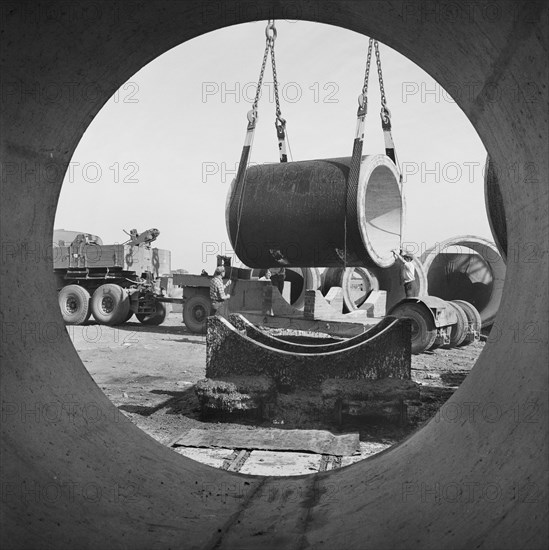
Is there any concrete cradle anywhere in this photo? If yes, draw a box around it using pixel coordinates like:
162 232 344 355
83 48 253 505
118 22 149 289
206 315 412 391
228 313 400 353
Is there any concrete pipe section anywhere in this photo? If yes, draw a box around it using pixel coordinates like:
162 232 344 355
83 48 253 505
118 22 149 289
1 2 547 549
421 236 506 328
226 155 402 268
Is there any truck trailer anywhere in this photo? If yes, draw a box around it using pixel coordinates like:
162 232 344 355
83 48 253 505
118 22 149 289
54 228 171 326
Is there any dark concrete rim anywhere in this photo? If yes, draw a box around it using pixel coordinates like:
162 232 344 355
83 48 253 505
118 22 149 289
2 2 547 548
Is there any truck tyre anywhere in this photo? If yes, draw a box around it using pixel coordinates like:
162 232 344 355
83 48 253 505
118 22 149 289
183 295 211 333
391 302 436 354
452 299 482 345
58 285 91 325
446 302 469 347
91 284 130 325
137 302 167 326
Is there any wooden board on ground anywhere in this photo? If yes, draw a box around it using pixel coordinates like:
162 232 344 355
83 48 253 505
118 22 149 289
239 450 322 476
172 427 361 456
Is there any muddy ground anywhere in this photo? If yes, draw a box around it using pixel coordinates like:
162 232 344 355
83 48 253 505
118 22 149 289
70 312 483 469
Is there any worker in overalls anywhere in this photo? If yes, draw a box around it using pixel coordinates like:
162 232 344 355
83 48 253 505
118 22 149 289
393 250 416 298
209 266 232 316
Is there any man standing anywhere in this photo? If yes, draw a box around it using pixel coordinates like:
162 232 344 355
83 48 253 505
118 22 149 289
393 250 416 298
209 266 232 316
270 266 286 294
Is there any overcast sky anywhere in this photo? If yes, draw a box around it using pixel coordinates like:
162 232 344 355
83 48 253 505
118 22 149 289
54 20 490 274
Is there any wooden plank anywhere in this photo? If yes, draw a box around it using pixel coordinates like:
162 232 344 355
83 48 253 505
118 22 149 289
172 428 360 457
226 449 250 472
240 450 322 476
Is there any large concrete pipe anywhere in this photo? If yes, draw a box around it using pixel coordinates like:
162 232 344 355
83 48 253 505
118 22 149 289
421 236 506 328
322 256 427 313
2 2 547 550
226 155 402 268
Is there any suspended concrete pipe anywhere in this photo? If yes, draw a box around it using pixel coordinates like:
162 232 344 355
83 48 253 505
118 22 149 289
251 267 321 310
322 255 428 313
2 2 547 550
226 155 402 268
421 236 506 328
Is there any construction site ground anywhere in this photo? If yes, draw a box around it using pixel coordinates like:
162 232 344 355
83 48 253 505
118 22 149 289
71 312 484 476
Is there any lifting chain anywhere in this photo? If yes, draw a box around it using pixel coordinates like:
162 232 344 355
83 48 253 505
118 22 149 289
250 22 275 122
247 20 288 162
358 39 374 116
374 41 391 127
358 38 390 125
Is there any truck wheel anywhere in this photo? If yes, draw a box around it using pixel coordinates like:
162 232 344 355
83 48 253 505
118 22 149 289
136 302 167 326
452 300 482 345
183 295 211 333
446 302 469 347
58 285 91 325
391 302 436 354
91 284 130 325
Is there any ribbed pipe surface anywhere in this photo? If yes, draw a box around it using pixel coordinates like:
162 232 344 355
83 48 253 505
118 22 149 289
226 155 402 268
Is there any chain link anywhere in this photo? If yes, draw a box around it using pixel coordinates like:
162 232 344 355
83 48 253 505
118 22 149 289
251 20 284 123
361 38 374 97
251 40 270 116
270 43 282 120
374 41 387 109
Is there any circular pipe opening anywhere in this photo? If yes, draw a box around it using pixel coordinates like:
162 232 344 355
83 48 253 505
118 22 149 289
358 158 402 267
421 236 506 328
4 7 546 550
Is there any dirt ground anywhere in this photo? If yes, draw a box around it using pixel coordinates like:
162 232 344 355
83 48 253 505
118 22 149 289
69 312 484 472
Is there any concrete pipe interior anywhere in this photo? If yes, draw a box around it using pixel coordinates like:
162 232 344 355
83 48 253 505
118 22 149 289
226 155 401 268
421 237 506 328
361 163 402 266
2 2 547 550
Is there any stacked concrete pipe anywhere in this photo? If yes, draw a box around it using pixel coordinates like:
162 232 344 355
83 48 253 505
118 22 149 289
1 2 547 549
421 236 506 328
